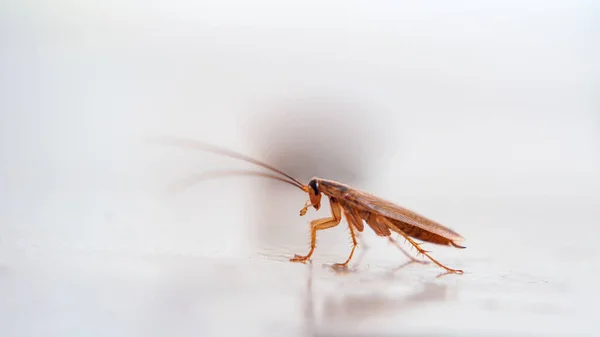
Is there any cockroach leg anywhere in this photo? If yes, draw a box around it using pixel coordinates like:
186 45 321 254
290 216 341 262
380 217 463 274
331 212 359 269
351 232 369 267
387 235 429 265
291 198 342 263
299 200 312 216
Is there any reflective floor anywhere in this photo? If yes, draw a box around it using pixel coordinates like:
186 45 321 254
1 231 596 337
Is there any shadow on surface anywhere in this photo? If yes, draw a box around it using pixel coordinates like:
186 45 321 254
302 262 453 337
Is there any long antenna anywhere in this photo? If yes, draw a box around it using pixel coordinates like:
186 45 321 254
167 169 305 193
146 135 307 191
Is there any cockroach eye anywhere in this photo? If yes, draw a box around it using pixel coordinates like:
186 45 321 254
308 179 319 195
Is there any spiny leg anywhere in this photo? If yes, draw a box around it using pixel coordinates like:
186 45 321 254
380 217 463 274
351 232 369 267
331 209 359 269
387 235 429 265
290 198 342 263
364 210 427 265
290 217 339 262
331 232 370 274
345 209 370 269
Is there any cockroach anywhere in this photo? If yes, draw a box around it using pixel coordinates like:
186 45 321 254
150 136 466 274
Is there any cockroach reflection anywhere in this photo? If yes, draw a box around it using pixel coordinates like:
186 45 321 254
150 136 466 274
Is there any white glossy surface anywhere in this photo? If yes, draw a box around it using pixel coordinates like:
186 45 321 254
1 1 598 336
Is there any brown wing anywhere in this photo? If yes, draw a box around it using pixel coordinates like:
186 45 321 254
342 188 465 243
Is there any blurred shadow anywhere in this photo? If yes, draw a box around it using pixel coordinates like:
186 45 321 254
242 95 398 254
245 96 395 183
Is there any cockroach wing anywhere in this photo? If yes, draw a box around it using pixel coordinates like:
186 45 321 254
343 189 465 243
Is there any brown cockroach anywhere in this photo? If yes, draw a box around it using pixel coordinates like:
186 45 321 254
151 136 466 274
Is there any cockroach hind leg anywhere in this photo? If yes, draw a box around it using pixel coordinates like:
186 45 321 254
387 236 429 265
437 268 464 278
381 217 463 275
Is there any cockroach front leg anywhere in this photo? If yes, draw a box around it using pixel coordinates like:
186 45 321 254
299 200 312 216
291 198 342 263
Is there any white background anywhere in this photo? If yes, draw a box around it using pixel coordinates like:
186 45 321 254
1 1 599 336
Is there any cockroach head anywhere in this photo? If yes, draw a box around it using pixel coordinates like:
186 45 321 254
307 177 322 210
